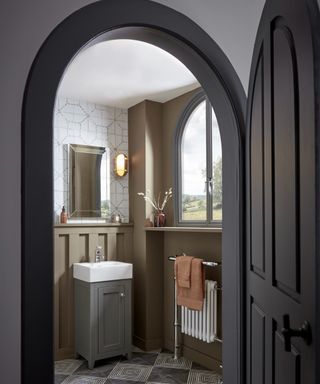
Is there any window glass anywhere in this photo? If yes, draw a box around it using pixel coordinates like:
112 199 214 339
177 94 222 226
181 100 207 221
211 108 222 221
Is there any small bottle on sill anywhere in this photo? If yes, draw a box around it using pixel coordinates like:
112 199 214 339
60 206 68 224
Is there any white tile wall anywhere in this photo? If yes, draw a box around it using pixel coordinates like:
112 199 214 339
53 97 129 223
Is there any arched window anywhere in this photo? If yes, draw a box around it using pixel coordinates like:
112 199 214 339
175 91 222 226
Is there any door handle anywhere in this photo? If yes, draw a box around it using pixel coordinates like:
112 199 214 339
281 314 312 352
205 178 213 192
120 292 125 298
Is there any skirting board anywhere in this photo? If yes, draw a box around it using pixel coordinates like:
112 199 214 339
55 348 74 361
133 335 163 352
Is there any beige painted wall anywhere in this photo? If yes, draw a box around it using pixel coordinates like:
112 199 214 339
129 102 148 346
129 91 222 370
129 100 164 350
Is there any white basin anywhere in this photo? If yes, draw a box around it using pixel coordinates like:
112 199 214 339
73 261 133 282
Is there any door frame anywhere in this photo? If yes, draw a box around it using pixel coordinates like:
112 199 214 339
22 1 246 383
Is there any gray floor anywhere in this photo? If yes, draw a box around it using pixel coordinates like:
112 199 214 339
55 352 222 384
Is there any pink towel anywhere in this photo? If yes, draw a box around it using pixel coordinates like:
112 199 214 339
175 257 205 310
174 255 194 288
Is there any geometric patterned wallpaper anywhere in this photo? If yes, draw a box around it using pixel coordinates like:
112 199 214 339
53 97 129 223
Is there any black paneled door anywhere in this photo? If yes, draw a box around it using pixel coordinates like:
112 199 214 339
246 0 319 383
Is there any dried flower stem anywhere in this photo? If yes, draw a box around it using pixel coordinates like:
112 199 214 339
137 187 173 212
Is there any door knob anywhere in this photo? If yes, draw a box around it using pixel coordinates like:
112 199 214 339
120 292 125 298
281 314 312 352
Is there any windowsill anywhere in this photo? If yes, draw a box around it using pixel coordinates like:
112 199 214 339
54 222 133 228
144 226 222 233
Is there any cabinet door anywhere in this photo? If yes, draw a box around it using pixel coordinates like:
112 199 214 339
97 284 125 356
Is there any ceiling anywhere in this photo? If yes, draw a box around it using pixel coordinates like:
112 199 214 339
57 39 199 109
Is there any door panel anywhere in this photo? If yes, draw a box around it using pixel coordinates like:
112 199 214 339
250 300 265 384
98 284 125 355
272 20 300 298
250 55 265 279
246 0 318 383
273 323 301 384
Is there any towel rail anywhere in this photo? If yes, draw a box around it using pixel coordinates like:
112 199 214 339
168 255 221 268
169 255 222 360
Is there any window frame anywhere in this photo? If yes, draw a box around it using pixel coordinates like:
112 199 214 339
174 90 222 227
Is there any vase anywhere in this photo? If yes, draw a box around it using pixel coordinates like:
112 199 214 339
155 211 166 227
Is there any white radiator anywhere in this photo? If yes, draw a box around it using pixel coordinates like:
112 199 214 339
181 280 217 343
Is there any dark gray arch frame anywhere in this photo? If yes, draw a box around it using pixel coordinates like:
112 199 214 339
22 1 246 383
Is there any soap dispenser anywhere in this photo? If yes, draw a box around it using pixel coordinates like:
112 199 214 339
60 206 68 224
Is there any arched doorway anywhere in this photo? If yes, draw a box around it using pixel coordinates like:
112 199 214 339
22 1 246 383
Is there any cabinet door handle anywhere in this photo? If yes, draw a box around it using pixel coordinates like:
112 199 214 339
120 292 125 298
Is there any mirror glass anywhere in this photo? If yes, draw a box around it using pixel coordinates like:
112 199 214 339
67 144 110 218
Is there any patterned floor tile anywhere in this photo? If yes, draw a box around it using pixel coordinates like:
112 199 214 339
106 380 145 384
108 364 153 382
74 356 120 377
61 375 107 384
188 370 222 384
121 352 158 366
190 363 208 371
154 354 192 370
55 374 68 384
55 359 84 375
55 352 222 384
148 367 190 384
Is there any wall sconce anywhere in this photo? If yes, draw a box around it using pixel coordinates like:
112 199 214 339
114 153 128 177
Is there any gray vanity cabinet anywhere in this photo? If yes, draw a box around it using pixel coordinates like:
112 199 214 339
74 278 132 369
97 284 125 356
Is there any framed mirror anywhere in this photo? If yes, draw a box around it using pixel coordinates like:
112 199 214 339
67 144 110 218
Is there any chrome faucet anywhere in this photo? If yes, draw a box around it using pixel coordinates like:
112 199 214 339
95 246 104 263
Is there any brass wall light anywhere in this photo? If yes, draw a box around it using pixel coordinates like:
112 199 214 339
114 153 128 177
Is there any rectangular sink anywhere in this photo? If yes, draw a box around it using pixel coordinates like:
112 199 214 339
73 261 133 283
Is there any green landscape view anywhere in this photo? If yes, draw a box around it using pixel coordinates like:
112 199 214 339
101 200 110 218
182 157 222 222
182 195 222 221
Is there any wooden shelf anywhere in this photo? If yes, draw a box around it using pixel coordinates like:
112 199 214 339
144 226 222 233
54 222 133 228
